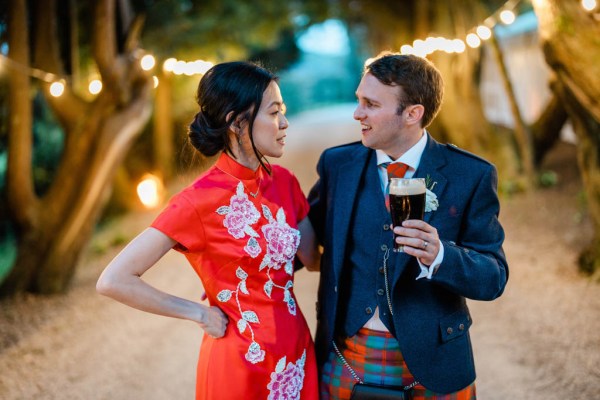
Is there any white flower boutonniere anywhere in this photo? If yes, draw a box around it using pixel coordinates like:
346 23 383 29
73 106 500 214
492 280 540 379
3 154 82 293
425 175 439 212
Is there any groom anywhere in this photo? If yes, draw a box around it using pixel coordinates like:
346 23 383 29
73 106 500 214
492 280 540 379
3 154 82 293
308 52 508 399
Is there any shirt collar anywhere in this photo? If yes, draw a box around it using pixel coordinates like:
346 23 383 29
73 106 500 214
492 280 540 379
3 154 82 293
376 131 428 171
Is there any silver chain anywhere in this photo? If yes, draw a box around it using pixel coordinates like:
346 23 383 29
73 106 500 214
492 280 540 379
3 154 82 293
331 341 420 390
382 247 393 316
329 246 420 391
332 341 363 384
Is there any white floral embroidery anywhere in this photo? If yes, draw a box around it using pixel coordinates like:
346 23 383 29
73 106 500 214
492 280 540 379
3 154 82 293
216 266 265 364
216 182 262 258
259 205 301 315
267 350 306 400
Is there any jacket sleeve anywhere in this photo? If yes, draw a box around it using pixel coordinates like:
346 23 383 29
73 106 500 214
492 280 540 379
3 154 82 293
434 164 509 301
307 152 328 246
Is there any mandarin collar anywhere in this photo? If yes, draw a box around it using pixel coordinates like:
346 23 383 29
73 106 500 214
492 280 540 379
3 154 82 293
215 152 264 181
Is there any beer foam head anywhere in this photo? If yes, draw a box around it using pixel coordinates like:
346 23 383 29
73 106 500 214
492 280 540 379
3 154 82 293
389 178 426 195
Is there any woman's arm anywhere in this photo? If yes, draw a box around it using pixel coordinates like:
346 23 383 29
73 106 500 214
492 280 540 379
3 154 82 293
96 227 228 337
297 217 321 272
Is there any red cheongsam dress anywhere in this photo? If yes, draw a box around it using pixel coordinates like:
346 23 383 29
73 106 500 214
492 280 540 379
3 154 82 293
151 152 318 400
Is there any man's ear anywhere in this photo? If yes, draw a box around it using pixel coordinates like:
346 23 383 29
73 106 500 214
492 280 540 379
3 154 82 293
405 104 425 126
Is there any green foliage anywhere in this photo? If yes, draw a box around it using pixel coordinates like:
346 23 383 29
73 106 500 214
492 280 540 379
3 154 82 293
136 0 328 62
0 225 16 285
538 170 559 188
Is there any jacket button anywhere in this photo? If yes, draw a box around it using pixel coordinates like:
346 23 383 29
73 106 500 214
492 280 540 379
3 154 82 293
447 327 453 335
377 289 384 296
383 224 390 230
459 323 465 330
365 307 373 315
379 267 384 274
381 244 388 251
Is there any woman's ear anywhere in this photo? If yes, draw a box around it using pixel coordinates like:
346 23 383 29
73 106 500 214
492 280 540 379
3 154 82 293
226 111 239 133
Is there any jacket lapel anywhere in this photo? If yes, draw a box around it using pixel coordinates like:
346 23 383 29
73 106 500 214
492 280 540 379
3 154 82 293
413 134 448 224
331 145 372 282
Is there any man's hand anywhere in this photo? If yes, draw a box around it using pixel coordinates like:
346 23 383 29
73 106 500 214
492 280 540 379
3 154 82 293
393 220 440 266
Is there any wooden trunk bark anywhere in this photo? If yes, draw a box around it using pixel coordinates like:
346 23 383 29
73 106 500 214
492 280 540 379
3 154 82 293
532 0 600 275
0 0 152 296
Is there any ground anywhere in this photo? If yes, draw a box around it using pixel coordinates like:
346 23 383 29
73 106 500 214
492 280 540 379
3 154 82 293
1 105 599 399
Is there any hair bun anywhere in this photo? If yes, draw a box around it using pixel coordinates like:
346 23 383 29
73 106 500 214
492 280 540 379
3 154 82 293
188 111 226 157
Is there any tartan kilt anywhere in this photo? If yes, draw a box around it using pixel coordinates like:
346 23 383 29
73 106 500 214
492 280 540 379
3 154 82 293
320 327 476 400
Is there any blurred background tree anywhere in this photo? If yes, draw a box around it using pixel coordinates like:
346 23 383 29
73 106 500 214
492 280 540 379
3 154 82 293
0 0 599 296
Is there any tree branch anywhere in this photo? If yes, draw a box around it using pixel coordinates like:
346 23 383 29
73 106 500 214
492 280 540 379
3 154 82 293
6 0 38 229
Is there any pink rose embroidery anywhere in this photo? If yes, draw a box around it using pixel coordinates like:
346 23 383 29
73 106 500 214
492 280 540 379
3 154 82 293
216 182 261 241
267 350 306 400
260 206 300 275
245 341 266 364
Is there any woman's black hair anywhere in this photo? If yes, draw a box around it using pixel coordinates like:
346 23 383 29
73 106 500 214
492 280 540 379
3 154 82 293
188 61 277 173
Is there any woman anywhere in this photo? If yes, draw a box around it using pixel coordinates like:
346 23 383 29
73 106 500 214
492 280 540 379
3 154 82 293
97 61 320 399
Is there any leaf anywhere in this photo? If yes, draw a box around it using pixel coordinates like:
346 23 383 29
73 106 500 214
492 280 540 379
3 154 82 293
275 356 286 374
259 257 270 271
242 311 259 323
217 289 232 302
237 319 247 333
264 280 273 298
236 182 245 196
236 267 248 280
216 206 230 215
239 280 249 295
244 225 259 238
276 207 287 224
285 261 293 275
262 205 274 222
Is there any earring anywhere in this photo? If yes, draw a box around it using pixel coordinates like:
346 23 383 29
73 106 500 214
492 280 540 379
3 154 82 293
237 134 242 146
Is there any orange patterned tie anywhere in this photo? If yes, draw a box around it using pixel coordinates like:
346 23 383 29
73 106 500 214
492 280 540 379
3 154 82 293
383 162 409 210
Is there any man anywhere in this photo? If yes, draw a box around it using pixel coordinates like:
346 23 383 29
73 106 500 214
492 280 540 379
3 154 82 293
308 52 508 399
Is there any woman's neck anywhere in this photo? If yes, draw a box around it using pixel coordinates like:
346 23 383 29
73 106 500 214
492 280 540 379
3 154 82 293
229 144 260 171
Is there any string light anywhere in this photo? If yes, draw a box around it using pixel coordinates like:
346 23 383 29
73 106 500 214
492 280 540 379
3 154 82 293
499 10 516 24
466 33 482 48
582 0 597 11
400 0 520 57
88 79 102 95
20 0 600 91
140 54 156 71
136 173 163 209
476 25 493 40
49 81 65 97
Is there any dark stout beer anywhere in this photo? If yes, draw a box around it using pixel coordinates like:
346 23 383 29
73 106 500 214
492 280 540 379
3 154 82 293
389 178 426 252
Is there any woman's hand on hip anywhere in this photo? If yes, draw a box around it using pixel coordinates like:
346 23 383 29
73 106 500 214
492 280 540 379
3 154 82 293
198 305 229 338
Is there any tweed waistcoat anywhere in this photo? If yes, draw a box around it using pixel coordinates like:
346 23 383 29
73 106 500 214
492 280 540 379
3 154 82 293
337 155 397 338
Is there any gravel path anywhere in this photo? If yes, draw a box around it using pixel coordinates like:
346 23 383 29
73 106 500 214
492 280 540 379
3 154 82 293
1 105 599 399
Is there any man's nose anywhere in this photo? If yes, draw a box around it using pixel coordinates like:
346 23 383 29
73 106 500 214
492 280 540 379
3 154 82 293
353 106 363 120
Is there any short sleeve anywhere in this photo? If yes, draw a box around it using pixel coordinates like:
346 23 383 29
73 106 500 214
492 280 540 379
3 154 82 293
289 173 309 222
151 191 205 253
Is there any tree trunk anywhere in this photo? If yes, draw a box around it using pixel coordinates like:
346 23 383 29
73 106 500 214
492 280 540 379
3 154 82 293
0 0 152 296
428 0 518 180
153 70 174 181
530 88 567 166
532 0 600 275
